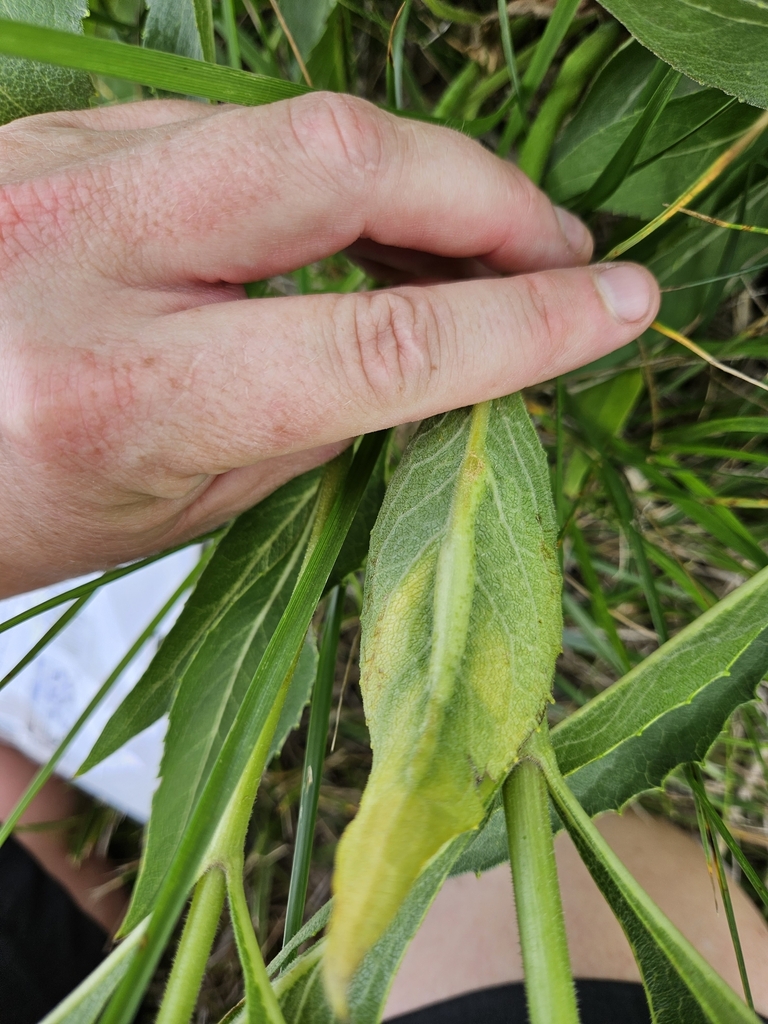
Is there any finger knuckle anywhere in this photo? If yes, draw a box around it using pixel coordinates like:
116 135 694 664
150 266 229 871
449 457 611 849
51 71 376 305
516 275 569 371
285 91 386 188
345 288 441 405
1 346 133 472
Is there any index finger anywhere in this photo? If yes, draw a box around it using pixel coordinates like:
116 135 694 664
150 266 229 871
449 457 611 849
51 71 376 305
63 93 593 285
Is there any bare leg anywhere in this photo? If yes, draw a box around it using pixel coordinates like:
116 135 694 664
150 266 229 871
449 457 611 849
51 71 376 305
384 808 768 1019
0 742 128 935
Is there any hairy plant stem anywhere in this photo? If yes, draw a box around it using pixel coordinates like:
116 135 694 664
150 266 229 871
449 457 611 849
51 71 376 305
504 734 579 1024
155 868 226 1024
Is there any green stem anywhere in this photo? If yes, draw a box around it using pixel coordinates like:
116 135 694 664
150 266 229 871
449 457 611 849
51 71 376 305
155 868 227 1024
0 550 214 852
392 0 412 111
283 585 344 946
194 0 216 63
497 0 582 157
517 22 619 185
221 0 241 68
497 0 525 123
504 747 579 1024
227 864 287 1024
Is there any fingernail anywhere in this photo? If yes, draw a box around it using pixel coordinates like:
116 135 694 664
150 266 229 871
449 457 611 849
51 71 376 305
595 263 656 323
555 206 592 256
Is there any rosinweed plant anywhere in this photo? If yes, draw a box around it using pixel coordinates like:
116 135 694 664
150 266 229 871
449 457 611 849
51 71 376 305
1 2 768 1024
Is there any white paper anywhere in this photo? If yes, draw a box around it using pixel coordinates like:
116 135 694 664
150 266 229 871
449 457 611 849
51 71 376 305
0 548 200 822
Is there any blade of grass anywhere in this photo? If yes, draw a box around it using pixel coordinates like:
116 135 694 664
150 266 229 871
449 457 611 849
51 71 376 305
687 766 768 914
389 0 411 111
518 22 620 185
574 64 680 214
563 591 628 674
283 584 344 947
598 460 669 644
651 321 768 395
605 108 768 259
99 432 386 1024
0 17 308 102
569 521 631 670
497 0 582 156
220 0 241 69
0 549 213 852
686 765 754 1009
498 0 525 123
267 0 312 86
675 207 768 235
0 594 91 695
660 257 768 292
0 531 224 637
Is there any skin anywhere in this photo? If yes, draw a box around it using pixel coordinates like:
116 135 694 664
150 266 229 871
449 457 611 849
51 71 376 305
385 809 768 1019
0 91 659 598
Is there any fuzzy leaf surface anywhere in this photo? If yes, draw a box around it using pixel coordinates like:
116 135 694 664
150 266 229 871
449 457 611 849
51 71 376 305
324 395 562 1014
0 0 91 125
79 473 320 775
599 0 768 110
121 475 320 931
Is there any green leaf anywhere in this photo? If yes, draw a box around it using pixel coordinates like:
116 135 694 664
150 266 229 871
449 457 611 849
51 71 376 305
599 0 768 111
538 733 761 1024
268 635 318 762
121 476 320 932
553 565 768 815
573 63 681 213
546 41 762 217
0 1 92 125
144 0 215 63
0 18 308 103
39 921 148 1024
280 0 337 61
274 834 476 1024
563 368 645 499
100 433 386 1024
324 396 562 1016
79 473 320 776
454 564 768 876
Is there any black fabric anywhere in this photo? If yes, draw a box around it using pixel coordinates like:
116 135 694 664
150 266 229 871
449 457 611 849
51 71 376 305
0 835 108 1024
388 980 768 1024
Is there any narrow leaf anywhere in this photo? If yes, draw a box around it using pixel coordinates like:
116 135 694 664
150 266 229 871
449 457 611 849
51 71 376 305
80 473 319 775
100 433 385 1024
538 732 761 1024
121 476 319 931
0 18 308 103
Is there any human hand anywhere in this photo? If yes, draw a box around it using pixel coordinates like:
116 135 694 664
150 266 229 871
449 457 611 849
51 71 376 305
0 93 659 597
